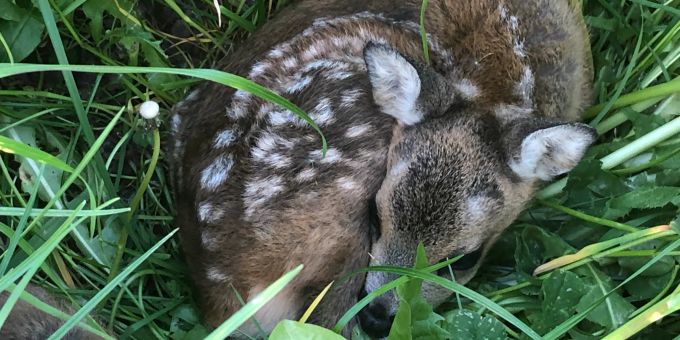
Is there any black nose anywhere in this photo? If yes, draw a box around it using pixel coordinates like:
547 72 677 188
358 291 394 338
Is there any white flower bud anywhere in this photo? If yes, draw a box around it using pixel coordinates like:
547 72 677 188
139 100 160 119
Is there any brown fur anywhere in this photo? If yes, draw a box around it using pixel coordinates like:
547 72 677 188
170 0 595 337
0 285 103 340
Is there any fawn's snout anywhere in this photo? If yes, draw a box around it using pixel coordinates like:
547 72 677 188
357 289 395 338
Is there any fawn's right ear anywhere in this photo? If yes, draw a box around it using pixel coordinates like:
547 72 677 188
364 42 424 125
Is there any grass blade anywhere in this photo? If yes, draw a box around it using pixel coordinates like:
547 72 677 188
0 64 327 154
46 228 179 340
205 265 304 340
0 135 74 172
359 266 542 340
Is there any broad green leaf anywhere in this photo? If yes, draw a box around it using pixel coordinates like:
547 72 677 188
443 310 508 340
84 222 122 266
0 1 25 21
531 270 588 333
610 186 680 210
1 125 65 203
625 271 674 301
514 225 575 276
389 244 449 340
575 275 635 329
350 326 371 340
0 8 44 62
269 320 345 340
390 299 412 340
81 0 135 42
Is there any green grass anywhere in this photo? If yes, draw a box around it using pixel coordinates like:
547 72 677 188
1 0 679 339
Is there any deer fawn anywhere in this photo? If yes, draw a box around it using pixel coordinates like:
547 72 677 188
170 0 596 338
0 0 596 339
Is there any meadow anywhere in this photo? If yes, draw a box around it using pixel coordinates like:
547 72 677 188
0 0 679 339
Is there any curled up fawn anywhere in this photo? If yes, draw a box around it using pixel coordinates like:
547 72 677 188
169 0 596 337
0 0 597 339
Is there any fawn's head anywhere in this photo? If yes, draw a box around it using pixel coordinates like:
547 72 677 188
358 43 596 336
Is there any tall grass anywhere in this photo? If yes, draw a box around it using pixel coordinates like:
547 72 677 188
0 0 679 339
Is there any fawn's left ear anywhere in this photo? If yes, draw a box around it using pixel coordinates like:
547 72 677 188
508 122 597 181
364 42 424 125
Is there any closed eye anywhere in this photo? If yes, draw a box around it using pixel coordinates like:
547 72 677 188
436 246 483 275
368 198 381 242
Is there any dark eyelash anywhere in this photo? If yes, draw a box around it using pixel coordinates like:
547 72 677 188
437 246 483 275
368 198 381 242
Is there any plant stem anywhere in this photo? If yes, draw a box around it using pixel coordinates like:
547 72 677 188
108 128 161 281
603 283 680 339
538 115 680 199
419 0 430 64
538 200 638 232
600 115 680 169
585 77 680 118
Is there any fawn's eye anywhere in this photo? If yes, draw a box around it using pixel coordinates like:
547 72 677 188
368 198 381 242
437 247 483 275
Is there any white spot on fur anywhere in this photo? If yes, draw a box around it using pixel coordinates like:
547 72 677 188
254 131 296 152
454 79 480 100
286 75 313 93
465 195 489 222
364 44 423 125
206 267 229 282
327 70 354 80
249 61 270 78
309 148 343 164
509 16 519 31
257 101 275 120
282 57 298 69
268 48 285 58
345 123 371 138
228 90 252 119
389 160 411 177
302 60 338 72
234 90 251 101
214 129 238 148
262 153 292 169
339 89 363 108
336 177 359 191
513 39 526 58
176 89 201 109
228 105 248 119
200 154 234 191
301 44 325 60
498 4 509 19
201 231 219 251
170 114 182 135
244 176 285 216
295 168 317 182
197 201 224 223
269 110 296 126
310 97 334 126
516 66 535 107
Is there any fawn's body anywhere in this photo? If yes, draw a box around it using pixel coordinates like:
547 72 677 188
0 1 597 339
170 0 595 337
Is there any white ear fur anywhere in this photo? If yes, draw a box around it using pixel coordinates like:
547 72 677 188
364 43 423 125
509 123 596 181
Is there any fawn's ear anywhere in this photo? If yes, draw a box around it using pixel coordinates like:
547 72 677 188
364 42 423 125
508 121 597 181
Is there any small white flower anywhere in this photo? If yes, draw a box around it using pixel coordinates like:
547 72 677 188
139 100 160 119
